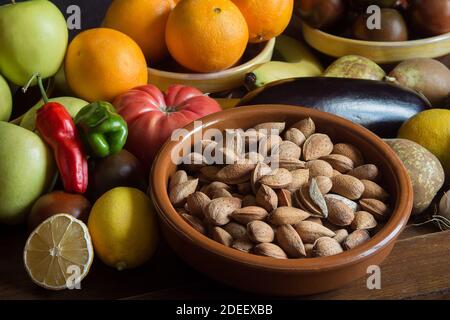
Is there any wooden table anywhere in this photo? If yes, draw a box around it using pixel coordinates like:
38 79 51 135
1 222 449 300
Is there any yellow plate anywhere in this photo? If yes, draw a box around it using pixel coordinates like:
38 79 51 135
148 38 275 93
302 22 450 64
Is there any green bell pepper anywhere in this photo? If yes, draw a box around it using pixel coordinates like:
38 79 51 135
74 101 128 158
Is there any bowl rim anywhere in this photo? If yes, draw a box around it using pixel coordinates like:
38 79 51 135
150 105 413 272
147 38 276 80
302 21 450 48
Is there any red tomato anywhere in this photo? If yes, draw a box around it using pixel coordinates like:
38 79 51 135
114 84 221 171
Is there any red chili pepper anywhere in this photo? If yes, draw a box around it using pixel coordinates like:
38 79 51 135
33 75 88 193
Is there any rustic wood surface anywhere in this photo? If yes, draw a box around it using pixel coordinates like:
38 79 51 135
1 222 449 300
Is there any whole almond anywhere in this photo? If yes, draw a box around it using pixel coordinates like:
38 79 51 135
169 178 199 207
348 164 380 181
359 198 390 221
321 154 354 173
276 225 306 258
351 211 377 230
313 237 343 257
211 227 233 246
332 143 364 167
331 175 365 200
256 185 278 212
203 197 242 226
260 168 293 189
287 169 309 191
305 159 333 177
332 169 341 177
202 181 232 198
210 188 233 199
251 162 272 194
242 194 257 207
277 141 302 160
176 207 189 215
269 206 310 225
216 161 256 184
247 221 275 243
224 222 247 240
315 176 332 194
232 238 254 253
309 179 328 218
278 159 306 171
276 189 292 207
295 186 324 217
254 122 286 133
361 180 389 201
231 206 268 224
294 221 336 243
343 230 371 250
181 214 206 235
254 243 288 259
284 128 306 146
302 133 333 161
325 197 355 226
333 229 349 244
291 117 315 138
186 192 211 217
169 170 188 191
324 194 359 211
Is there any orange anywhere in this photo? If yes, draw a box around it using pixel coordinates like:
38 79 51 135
232 0 294 43
165 0 249 73
65 28 148 102
103 0 175 63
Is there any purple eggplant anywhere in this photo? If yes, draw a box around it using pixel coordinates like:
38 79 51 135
238 77 431 138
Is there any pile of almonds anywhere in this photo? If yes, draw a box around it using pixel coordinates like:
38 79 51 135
168 118 391 259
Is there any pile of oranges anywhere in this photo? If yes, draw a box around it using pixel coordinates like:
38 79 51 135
64 0 293 102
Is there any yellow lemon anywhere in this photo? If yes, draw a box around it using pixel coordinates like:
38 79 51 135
398 109 450 176
88 187 159 270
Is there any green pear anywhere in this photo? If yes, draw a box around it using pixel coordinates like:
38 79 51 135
0 0 68 86
21 96 89 131
0 74 12 121
0 122 55 224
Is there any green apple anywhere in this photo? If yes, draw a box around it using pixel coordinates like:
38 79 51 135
0 122 55 224
0 74 12 121
21 96 89 131
0 0 68 86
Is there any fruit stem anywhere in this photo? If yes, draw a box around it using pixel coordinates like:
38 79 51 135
244 73 257 91
22 73 49 104
11 0 15 4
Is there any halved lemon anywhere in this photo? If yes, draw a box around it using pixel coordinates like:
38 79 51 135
23 214 94 290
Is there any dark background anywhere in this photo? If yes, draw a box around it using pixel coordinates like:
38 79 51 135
0 0 112 38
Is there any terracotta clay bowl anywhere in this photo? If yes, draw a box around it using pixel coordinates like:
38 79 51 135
150 105 413 296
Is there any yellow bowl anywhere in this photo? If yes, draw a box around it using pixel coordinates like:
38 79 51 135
147 38 276 93
302 22 450 64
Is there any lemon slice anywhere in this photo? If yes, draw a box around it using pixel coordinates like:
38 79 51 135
24 214 94 290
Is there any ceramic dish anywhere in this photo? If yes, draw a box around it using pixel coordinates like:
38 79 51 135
150 105 413 296
147 38 275 93
302 22 450 64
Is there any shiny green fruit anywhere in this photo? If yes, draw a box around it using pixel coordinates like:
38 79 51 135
0 74 12 121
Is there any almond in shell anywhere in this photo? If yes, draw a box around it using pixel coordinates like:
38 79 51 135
361 180 389 201
333 229 349 244
325 197 355 226
305 160 333 178
321 154 354 173
291 117 315 138
251 162 272 194
268 207 310 225
294 221 336 244
284 128 306 146
247 221 275 243
242 194 257 207
324 194 359 211
331 174 365 200
315 176 332 194
351 211 377 230
276 141 302 161
254 243 288 259
211 226 233 246
186 192 211 217
169 170 188 191
231 206 268 224
276 225 306 258
203 197 242 226
332 143 364 167
277 159 306 171
276 189 292 207
348 164 380 181
216 161 256 184
254 122 286 134
181 214 206 235
232 238 254 253
313 237 343 257
169 178 199 207
302 134 333 161
359 198 390 221
259 168 293 189
256 185 278 212
287 169 309 192
224 222 247 240
343 229 371 250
